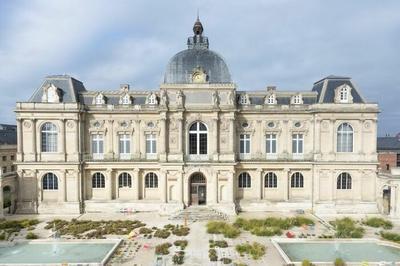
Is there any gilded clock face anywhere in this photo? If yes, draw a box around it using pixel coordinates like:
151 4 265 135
192 68 206 83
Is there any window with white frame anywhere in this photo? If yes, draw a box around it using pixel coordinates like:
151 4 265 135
118 172 132 188
266 134 277 154
337 172 352 189
266 94 275 104
337 123 353 152
145 172 158 188
92 134 104 157
119 134 131 157
92 172 105 188
291 172 304 188
146 134 157 154
239 94 249 105
340 87 349 102
189 122 208 155
239 134 251 155
41 122 58 152
95 94 104 105
292 95 302 104
148 93 156 104
42 173 58 190
264 172 277 188
122 94 130 104
238 172 251 188
292 134 303 154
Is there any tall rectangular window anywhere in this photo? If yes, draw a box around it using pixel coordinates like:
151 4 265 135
146 134 157 154
292 134 303 154
266 134 277 154
119 134 130 154
92 134 104 159
239 134 251 154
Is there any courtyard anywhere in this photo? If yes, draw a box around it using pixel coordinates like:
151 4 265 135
0 210 399 265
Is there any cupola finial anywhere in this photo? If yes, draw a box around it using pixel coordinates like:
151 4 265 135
193 12 203 35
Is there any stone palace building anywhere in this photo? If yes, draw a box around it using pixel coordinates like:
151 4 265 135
15 19 379 216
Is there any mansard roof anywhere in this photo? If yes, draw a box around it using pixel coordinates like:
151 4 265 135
377 136 400 152
28 75 86 103
0 124 17 145
312 75 366 104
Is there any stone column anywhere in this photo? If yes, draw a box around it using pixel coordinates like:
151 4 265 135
0 179 3 217
177 117 183 156
283 168 290 201
133 169 140 200
256 120 262 157
134 120 141 159
17 170 23 203
32 119 37 161
212 117 219 160
16 119 23 161
212 171 218 204
60 119 66 161
227 171 235 202
36 170 42 202
282 120 289 159
106 169 113 200
229 118 236 154
255 168 262 200
160 171 167 203
159 113 167 161
107 120 114 158
314 118 321 156
58 171 66 202
177 171 183 204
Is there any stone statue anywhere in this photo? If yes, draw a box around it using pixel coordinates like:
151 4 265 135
212 91 219 107
227 90 235 105
160 89 168 106
176 90 184 107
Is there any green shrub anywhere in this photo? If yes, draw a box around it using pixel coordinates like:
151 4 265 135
250 226 282 237
155 243 172 255
26 232 38 239
221 257 232 264
209 240 228 248
235 242 266 260
207 221 240 238
302 259 313 266
380 231 400 243
172 252 184 265
292 216 314 227
154 229 170 239
363 217 393 229
172 226 190 236
139 227 153 235
334 258 345 266
174 240 188 250
330 218 364 238
0 232 5 241
209 248 218 261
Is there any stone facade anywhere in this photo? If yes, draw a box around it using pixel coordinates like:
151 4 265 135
14 19 380 216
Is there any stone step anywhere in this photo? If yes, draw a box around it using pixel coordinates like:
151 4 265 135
169 207 227 221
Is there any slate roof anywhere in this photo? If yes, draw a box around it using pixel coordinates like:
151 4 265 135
0 124 17 145
377 136 400 152
29 75 86 103
312 75 366 103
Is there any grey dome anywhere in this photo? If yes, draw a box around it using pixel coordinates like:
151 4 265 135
163 18 232 84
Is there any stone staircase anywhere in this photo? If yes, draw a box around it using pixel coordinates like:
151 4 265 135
169 206 227 221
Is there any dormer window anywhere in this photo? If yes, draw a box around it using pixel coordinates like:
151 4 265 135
42 84 61 103
146 93 158 105
291 94 303 105
94 93 105 105
265 94 276 105
239 94 250 105
119 93 132 105
334 84 353 104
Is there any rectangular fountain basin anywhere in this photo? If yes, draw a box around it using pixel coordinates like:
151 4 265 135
0 239 121 265
272 238 400 265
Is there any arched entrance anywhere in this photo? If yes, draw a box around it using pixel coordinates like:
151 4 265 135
382 186 391 215
3 186 12 214
190 173 206 205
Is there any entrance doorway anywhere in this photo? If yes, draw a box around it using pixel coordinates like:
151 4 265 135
190 173 206 205
383 186 391 215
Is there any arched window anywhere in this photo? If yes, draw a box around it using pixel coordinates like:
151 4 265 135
118 172 132 188
41 122 58 152
95 94 104 105
291 172 304 188
145 172 158 188
337 172 352 189
264 172 277 188
92 172 105 188
147 93 157 105
189 122 208 155
121 94 131 105
42 173 58 190
239 94 249 105
337 123 353 152
238 172 251 188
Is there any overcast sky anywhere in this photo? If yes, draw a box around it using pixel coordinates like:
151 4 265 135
0 0 399 136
